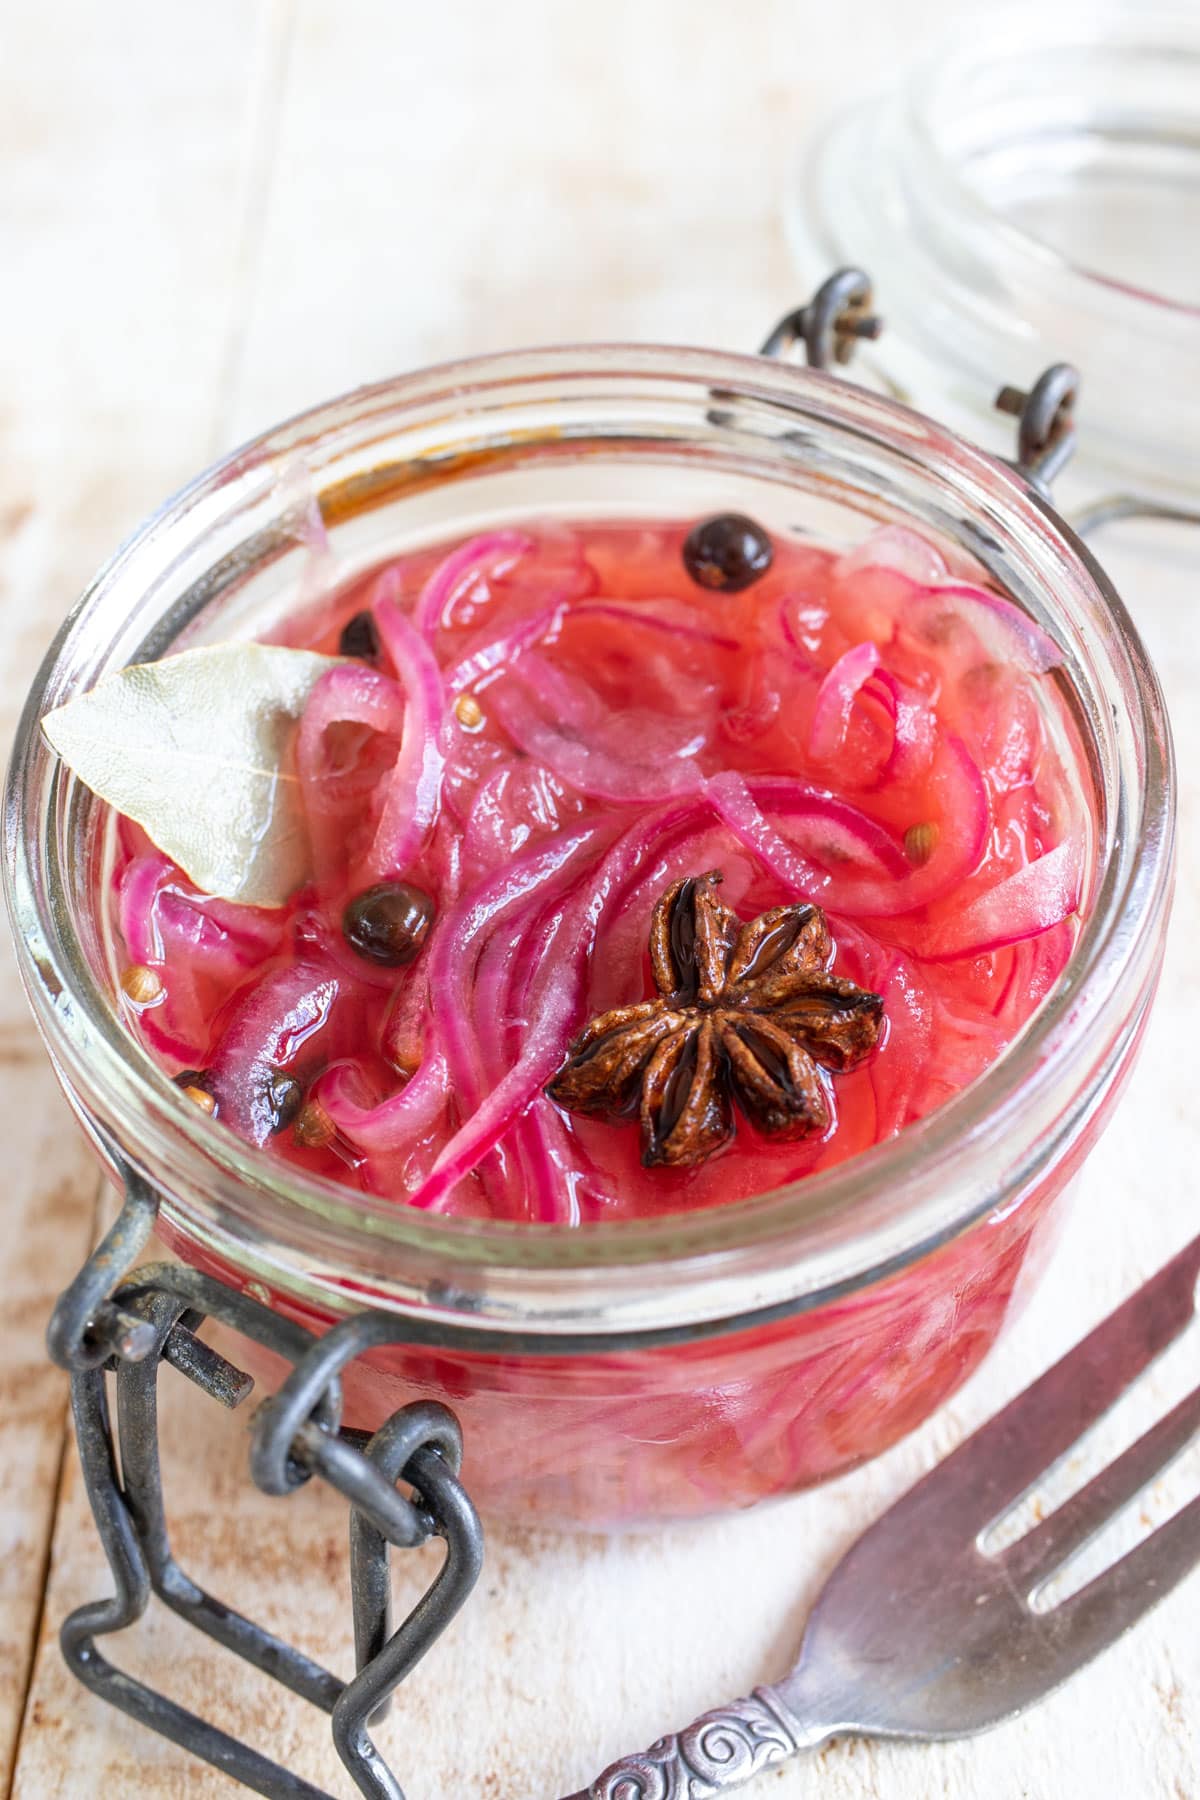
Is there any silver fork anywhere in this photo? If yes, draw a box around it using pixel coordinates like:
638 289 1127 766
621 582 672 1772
563 1233 1200 1799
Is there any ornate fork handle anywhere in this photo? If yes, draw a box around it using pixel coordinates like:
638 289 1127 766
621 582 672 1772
563 1684 823 1798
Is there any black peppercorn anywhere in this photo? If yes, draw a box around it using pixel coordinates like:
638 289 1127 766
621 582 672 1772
682 513 773 593
173 1068 217 1116
343 881 436 966
338 609 381 660
173 1068 211 1093
265 1068 304 1132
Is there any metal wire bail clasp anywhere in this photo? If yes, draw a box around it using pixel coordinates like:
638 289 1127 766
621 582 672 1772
759 268 883 371
46 1166 483 1800
994 364 1080 498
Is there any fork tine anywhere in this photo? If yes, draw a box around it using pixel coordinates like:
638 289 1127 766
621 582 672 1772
1003 1381 1200 1591
935 1235 1200 1531
1041 1492 1200 1675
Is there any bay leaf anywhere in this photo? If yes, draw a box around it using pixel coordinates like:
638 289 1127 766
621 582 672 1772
41 642 343 907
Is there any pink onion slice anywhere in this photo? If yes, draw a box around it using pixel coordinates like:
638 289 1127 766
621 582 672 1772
410 958 582 1211
442 603 563 696
777 594 829 671
574 598 739 651
870 669 936 788
290 904 402 993
831 736 991 918
919 838 1084 960
703 771 818 895
902 583 1063 676
723 775 910 889
119 854 284 972
428 824 608 1113
411 530 535 640
460 759 586 872
841 525 949 585
368 581 448 880
809 641 882 763
491 658 708 804
314 1049 449 1150
511 1109 585 1225
208 963 339 1145
118 854 170 965
297 665 407 790
298 662 408 884
412 832 620 1211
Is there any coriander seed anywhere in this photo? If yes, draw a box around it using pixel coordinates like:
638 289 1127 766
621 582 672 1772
904 821 941 866
121 964 163 1006
294 1100 336 1149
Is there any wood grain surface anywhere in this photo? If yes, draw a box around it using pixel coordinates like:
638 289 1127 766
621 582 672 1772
1 3 1195 1795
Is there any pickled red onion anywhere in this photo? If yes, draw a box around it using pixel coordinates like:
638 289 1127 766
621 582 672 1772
411 530 534 639
208 963 339 1145
917 584 1064 676
920 839 1083 960
575 598 739 650
490 670 707 803
298 662 407 884
368 581 447 880
809 641 882 764
314 1049 449 1150
107 516 1091 1228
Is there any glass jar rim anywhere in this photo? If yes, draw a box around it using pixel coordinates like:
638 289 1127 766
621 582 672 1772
789 1 1200 498
910 1 1200 324
3 343 1175 1339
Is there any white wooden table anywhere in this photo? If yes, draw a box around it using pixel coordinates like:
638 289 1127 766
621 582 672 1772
1 4 1196 1794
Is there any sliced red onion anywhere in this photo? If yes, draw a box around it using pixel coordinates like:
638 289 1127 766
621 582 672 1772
443 603 562 696
809 641 882 764
411 530 535 640
315 1049 449 1150
291 904 402 992
428 824 608 1116
704 771 818 895
777 595 828 670
411 958 582 1210
118 855 169 964
841 525 949 585
491 659 708 804
511 1109 584 1225
730 775 911 886
513 652 607 731
904 583 1063 675
461 759 586 882
208 963 339 1145
414 835 620 1211
297 664 407 787
297 664 408 884
574 598 739 650
108 512 1091 1226
869 669 937 788
368 582 447 880
833 737 992 918
120 855 284 977
494 699 704 803
920 838 1083 960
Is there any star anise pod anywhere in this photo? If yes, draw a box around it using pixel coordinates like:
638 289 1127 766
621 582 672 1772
547 871 884 1169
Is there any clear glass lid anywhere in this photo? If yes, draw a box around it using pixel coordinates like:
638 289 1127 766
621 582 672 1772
789 3 1200 501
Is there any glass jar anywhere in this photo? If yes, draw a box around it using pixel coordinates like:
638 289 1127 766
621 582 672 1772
4 345 1174 1529
790 3 1200 503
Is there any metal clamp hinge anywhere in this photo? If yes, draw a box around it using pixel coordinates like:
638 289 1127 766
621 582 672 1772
49 1175 483 1800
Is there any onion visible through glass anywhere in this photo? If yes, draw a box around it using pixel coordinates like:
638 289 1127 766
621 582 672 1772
104 517 1092 1224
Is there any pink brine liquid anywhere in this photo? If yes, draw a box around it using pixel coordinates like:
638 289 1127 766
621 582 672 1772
106 514 1092 1224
